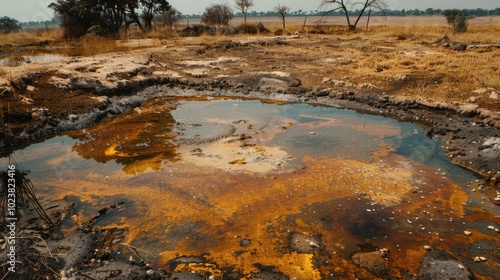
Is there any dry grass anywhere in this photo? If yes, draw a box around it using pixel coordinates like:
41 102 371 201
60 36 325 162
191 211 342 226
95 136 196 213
0 28 62 46
1 18 498 108
79 34 119 56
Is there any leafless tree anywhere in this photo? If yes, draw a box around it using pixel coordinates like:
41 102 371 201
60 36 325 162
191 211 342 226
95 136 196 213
274 4 291 33
235 0 254 24
320 0 386 30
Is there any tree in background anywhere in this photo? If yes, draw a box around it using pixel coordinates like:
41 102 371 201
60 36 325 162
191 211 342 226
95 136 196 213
234 0 254 24
201 4 233 26
156 7 182 28
49 0 95 38
443 9 470 33
0 16 21 34
320 0 387 30
274 4 290 33
141 0 171 31
49 0 171 38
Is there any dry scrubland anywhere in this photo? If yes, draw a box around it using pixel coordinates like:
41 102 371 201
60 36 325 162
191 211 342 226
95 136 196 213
1 16 499 110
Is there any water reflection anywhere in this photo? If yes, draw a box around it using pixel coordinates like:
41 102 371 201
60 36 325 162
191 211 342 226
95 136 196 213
2 97 497 279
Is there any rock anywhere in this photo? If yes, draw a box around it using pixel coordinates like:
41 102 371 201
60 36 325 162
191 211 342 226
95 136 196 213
47 232 96 270
288 233 321 254
452 44 467 51
416 252 472 280
258 77 290 93
240 238 252 246
184 68 209 78
169 271 204 279
351 250 388 276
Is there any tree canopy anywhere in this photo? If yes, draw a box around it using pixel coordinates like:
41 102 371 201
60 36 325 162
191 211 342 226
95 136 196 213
443 9 471 33
201 4 233 26
0 16 21 34
49 0 171 38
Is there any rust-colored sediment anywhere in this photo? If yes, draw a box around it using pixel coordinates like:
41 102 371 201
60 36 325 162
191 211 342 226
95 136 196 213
40 141 496 279
38 99 497 279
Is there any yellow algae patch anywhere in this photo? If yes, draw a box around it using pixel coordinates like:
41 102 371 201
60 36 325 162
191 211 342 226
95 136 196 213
104 144 118 156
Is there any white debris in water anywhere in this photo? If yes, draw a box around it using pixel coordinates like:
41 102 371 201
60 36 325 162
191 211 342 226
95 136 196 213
487 225 495 230
309 241 320 248
464 231 472 236
424 245 431 251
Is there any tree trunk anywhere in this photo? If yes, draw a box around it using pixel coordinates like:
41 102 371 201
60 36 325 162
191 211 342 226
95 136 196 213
365 9 371 31
341 5 351 29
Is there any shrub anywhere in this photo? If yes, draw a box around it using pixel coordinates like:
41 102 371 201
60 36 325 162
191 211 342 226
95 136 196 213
443 9 470 33
201 4 233 26
238 23 270 34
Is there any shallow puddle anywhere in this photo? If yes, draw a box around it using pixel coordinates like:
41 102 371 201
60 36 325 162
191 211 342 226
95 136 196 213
2 97 499 279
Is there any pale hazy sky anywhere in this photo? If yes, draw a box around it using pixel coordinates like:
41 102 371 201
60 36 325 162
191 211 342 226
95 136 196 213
1 0 499 22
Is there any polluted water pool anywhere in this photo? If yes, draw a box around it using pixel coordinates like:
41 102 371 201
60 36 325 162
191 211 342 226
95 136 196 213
2 97 499 279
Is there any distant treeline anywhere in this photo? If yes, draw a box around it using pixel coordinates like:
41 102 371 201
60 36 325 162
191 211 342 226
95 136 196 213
183 7 500 19
20 7 500 25
20 16 60 28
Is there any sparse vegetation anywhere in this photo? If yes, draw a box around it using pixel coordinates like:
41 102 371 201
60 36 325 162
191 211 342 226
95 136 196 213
0 16 498 108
